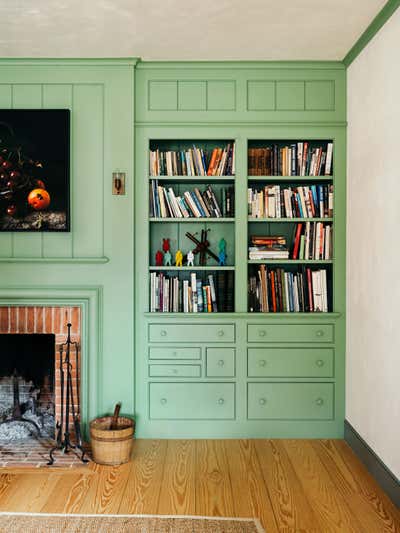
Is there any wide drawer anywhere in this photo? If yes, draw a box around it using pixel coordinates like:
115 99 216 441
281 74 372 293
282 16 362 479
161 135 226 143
149 323 235 343
149 347 201 360
247 324 334 343
149 364 201 378
248 348 334 377
248 382 334 420
150 382 235 419
206 348 235 377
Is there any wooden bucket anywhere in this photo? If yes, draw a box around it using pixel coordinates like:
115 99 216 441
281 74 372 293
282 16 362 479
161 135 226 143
90 416 135 465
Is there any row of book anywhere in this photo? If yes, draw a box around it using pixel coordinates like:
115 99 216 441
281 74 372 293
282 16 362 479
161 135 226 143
248 265 330 313
149 144 235 176
150 181 234 218
247 184 333 219
150 271 234 313
248 142 333 176
248 223 333 261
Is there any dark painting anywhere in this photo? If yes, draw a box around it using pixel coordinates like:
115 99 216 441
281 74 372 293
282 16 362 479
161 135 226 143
0 110 70 231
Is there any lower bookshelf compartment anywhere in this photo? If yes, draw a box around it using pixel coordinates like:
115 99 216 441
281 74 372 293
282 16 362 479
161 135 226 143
247 382 334 420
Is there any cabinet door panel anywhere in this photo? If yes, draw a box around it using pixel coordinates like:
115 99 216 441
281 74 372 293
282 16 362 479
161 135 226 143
247 324 334 343
248 348 334 377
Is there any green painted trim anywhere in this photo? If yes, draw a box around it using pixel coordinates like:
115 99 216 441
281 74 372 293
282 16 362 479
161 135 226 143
136 61 346 70
0 257 110 264
0 58 139 66
344 420 400 507
343 0 400 67
144 312 341 319
136 122 348 127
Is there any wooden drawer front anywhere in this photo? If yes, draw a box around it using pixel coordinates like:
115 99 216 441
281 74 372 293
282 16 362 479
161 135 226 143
206 348 235 377
150 383 235 419
248 383 334 420
247 324 334 343
149 347 201 360
248 348 334 378
149 323 235 343
149 364 201 378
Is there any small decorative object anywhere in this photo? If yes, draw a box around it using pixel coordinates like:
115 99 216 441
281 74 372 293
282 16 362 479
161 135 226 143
162 238 170 253
155 250 163 266
164 250 172 266
186 249 195 267
218 238 227 266
175 249 183 267
0 110 70 231
112 172 126 195
185 229 219 266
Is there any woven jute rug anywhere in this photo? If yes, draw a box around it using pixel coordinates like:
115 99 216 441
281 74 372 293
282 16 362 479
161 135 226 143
0 512 265 532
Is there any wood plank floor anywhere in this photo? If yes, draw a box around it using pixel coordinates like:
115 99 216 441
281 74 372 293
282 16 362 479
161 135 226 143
0 439 399 532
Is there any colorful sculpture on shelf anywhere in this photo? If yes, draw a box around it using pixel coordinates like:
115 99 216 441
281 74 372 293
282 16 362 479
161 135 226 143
186 250 195 267
162 238 170 253
155 250 164 266
175 250 183 267
164 250 172 266
218 237 227 266
185 229 219 266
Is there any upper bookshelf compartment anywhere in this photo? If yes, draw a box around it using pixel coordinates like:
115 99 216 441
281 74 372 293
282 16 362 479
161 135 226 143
248 140 333 177
149 140 235 177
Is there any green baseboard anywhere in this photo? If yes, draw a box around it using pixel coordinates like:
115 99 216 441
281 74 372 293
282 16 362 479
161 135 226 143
344 420 400 508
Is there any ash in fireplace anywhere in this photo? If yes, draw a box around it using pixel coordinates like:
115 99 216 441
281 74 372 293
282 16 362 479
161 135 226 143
0 406 55 441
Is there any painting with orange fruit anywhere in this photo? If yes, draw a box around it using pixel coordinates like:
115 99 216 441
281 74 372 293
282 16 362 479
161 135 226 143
0 110 70 231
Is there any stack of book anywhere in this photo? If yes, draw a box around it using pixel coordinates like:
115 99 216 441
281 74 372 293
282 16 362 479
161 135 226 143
248 184 333 218
150 271 234 313
248 235 289 260
248 142 333 176
248 265 329 313
150 181 234 218
149 143 235 176
291 222 332 260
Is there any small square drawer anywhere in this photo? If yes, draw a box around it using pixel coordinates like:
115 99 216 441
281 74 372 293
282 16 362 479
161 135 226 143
248 348 334 378
150 382 235 419
149 323 235 343
149 347 201 360
149 364 201 378
247 324 334 343
206 348 235 377
248 382 334 420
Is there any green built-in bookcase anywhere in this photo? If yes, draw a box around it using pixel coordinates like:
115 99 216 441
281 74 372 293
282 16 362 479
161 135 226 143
134 61 346 438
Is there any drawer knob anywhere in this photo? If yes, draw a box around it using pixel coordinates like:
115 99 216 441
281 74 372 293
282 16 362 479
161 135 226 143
258 330 267 337
315 398 324 406
172 351 177 357
217 330 225 337
259 398 267 406
218 359 225 367
160 330 167 337
218 398 225 405
315 330 324 337
316 359 324 367
259 359 267 367
160 398 167 405
172 368 178 374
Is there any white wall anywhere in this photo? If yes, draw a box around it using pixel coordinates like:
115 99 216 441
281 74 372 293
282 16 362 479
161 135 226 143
347 8 400 479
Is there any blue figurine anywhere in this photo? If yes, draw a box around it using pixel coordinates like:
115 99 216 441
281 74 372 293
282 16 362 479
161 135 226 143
218 238 227 266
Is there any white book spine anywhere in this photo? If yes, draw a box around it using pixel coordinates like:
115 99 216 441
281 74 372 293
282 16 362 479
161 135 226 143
325 142 333 175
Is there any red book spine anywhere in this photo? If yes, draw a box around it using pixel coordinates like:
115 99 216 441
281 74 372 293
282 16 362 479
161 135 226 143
292 223 303 259
270 272 277 312
306 268 314 312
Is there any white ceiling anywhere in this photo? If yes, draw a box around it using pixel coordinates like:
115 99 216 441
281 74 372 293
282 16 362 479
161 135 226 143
0 0 387 61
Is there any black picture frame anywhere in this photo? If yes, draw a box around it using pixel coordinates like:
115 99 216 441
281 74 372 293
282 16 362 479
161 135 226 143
0 109 70 232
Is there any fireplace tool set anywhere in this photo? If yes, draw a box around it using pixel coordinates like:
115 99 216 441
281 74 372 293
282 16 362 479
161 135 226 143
48 323 87 465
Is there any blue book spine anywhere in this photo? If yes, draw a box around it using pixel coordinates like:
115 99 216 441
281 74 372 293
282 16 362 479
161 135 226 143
154 179 160 218
311 185 318 214
296 193 304 217
196 280 203 312
191 192 206 217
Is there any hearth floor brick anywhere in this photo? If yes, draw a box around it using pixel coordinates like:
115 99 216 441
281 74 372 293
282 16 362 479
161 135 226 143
0 438 91 468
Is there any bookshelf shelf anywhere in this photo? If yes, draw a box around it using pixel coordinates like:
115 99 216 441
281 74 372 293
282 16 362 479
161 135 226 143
248 176 333 182
149 266 235 271
150 217 234 223
248 259 333 265
149 176 235 182
248 217 333 223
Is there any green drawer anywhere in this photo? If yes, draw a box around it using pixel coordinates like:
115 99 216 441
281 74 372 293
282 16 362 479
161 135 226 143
206 348 235 377
149 364 201 378
149 347 201 360
149 323 235 343
150 382 235 419
247 324 334 343
248 348 334 377
248 383 334 420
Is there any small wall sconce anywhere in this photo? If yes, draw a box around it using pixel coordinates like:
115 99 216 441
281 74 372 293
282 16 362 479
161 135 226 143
112 172 126 195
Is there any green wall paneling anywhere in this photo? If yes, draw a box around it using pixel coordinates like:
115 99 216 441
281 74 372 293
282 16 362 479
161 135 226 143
0 59 136 422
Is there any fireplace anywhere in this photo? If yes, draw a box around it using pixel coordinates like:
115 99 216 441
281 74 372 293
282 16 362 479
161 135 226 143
0 334 55 440
0 306 81 443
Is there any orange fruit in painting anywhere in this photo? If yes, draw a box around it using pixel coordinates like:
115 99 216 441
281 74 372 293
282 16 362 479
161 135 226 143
27 188 51 210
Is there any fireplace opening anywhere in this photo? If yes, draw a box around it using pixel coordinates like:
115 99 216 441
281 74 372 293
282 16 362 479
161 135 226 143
0 334 55 440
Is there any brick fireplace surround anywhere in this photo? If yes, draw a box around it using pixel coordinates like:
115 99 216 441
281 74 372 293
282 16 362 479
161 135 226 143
0 305 90 468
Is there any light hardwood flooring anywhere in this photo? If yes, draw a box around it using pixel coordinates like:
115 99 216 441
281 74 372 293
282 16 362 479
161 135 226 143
0 439 399 532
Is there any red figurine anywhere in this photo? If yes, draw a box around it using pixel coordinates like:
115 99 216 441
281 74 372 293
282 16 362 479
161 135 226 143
155 250 164 266
162 238 170 253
